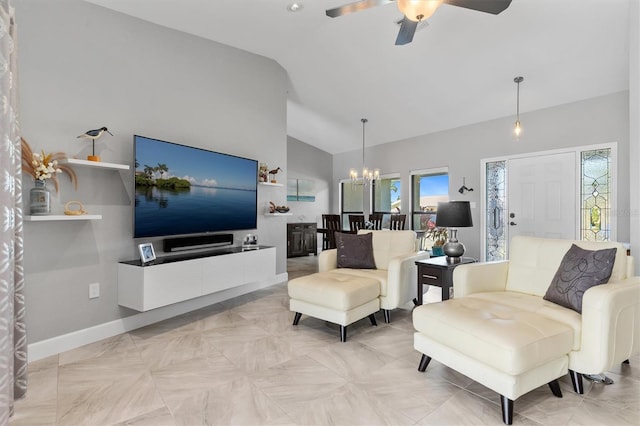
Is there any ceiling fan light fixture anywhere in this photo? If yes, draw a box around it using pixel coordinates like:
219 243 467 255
286 2 303 13
397 0 443 22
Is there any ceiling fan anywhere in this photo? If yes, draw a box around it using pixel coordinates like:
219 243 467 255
326 0 513 45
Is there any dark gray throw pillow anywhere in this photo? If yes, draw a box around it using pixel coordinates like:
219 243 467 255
335 232 376 269
543 244 617 313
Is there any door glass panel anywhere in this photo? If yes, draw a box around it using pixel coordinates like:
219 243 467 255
581 148 611 241
486 160 507 261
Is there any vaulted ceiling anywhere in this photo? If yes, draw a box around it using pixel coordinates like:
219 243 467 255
84 0 631 154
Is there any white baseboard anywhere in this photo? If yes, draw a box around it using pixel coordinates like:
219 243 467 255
28 273 288 362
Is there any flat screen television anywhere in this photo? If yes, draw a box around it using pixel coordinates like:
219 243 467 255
133 135 258 239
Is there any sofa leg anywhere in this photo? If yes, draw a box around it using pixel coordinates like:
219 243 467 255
500 395 513 425
569 370 584 394
548 380 563 398
382 309 391 323
292 312 302 326
418 354 432 372
340 325 347 342
368 314 377 326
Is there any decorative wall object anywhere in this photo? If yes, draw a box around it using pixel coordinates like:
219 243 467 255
287 178 316 202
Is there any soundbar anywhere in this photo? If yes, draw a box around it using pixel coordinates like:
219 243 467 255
163 234 234 252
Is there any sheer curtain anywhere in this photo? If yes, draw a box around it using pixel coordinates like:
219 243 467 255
0 0 27 423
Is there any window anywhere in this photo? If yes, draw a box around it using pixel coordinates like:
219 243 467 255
340 180 363 229
372 175 401 227
410 169 449 231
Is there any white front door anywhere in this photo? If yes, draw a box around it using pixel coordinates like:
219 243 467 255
507 152 577 240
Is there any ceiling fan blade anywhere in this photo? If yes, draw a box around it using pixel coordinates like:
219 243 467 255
395 17 418 45
444 0 512 15
326 0 394 18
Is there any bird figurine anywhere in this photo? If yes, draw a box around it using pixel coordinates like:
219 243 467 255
268 166 282 183
77 126 113 162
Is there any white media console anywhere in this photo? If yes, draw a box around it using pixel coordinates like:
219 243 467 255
118 246 276 311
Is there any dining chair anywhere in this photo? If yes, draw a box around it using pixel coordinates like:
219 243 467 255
322 214 341 250
348 214 366 232
389 214 407 230
368 213 383 230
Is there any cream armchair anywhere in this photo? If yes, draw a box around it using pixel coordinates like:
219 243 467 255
452 236 639 392
289 230 429 341
318 230 430 322
413 236 640 424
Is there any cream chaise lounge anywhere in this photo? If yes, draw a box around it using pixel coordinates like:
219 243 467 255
413 235 639 424
289 230 429 341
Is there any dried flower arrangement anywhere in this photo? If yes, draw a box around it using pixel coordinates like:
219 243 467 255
425 218 448 246
21 137 77 193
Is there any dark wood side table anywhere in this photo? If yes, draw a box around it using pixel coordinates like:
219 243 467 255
415 257 477 304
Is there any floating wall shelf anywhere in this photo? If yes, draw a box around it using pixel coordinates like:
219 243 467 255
258 182 283 187
24 214 102 221
264 213 292 217
63 158 130 170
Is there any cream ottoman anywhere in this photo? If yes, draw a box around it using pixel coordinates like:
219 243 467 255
413 297 573 424
288 270 380 342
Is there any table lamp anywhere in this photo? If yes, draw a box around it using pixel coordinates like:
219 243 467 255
435 201 473 262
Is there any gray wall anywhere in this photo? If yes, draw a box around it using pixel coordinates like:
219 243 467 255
17 0 288 343
286 136 333 228
333 92 631 260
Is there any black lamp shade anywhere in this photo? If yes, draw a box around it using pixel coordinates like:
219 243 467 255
435 201 473 228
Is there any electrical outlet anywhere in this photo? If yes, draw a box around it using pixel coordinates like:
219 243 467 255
89 283 100 299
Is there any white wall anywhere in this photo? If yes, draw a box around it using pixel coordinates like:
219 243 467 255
333 92 631 260
286 136 333 228
17 0 288 343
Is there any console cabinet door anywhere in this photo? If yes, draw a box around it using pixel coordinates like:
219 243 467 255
287 224 304 257
287 223 317 257
303 224 317 256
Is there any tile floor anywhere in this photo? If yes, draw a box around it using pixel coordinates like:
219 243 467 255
10 256 640 425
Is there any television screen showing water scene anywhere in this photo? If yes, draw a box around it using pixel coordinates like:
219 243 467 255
134 135 257 238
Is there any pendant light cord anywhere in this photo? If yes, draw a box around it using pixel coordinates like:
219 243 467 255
361 118 367 172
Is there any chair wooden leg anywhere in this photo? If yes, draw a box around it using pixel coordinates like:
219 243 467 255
569 370 584 394
340 325 347 342
383 309 391 323
418 354 432 372
548 380 563 397
368 314 377 326
500 395 513 425
292 312 302 325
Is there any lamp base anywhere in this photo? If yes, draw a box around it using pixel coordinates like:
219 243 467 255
443 241 465 259
443 228 465 262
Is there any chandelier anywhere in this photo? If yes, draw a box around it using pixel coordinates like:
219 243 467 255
350 118 379 185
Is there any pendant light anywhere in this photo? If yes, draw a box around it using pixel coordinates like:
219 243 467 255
350 118 379 185
513 76 524 137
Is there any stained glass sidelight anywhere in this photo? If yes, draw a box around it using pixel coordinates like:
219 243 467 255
485 161 507 261
581 149 611 241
